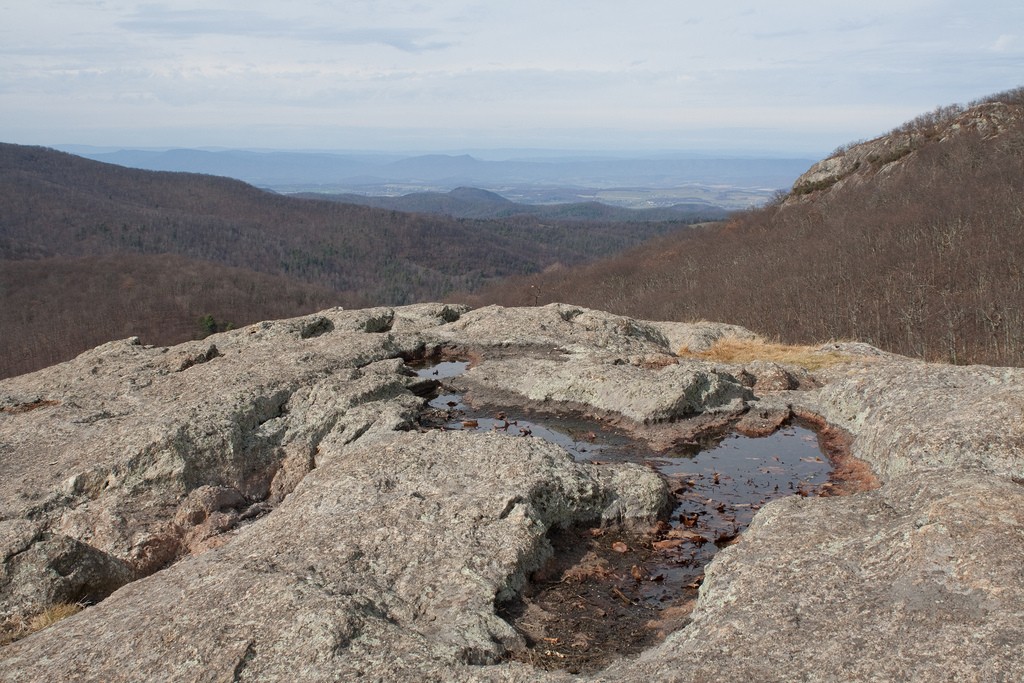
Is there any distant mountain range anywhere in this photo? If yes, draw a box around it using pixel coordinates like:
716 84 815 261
60 147 814 209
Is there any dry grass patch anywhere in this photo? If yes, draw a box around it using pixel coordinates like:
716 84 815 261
679 337 854 370
0 603 84 646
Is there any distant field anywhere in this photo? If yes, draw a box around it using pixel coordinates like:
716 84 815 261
499 184 779 210
287 183 775 211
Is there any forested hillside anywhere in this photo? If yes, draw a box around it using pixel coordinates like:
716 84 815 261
0 144 696 377
0 145 689 300
465 89 1024 367
0 254 342 377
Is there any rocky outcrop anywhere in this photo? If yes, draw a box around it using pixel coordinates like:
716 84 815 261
1 430 665 681
0 305 445 618
811 361 1024 480
788 100 1024 200
2 303 1023 680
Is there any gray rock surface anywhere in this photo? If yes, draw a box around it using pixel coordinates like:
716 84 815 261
652 320 758 354
1 430 665 681
601 468 1024 683
454 355 751 425
809 360 1024 480
2 302 1023 681
428 303 678 359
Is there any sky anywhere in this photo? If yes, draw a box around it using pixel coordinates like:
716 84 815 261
2 1 1022 156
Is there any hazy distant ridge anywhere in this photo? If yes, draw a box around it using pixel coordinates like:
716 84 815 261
66 148 813 207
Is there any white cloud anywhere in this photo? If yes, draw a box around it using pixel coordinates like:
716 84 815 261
991 34 1017 52
1 0 1022 154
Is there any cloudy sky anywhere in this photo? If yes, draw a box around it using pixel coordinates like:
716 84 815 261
2 1 1021 155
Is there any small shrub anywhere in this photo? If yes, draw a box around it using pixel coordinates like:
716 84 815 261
197 314 234 339
792 176 840 196
867 145 913 167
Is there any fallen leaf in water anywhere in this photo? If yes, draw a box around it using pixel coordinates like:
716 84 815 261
800 456 824 463
462 419 479 428
715 530 740 546
562 553 613 582
653 539 684 550
680 513 699 528
587 527 606 537
611 541 629 553
631 564 645 581
667 529 708 544
667 473 691 485
651 520 671 534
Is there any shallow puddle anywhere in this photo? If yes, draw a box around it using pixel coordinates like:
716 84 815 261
417 361 642 460
637 425 831 607
413 359 852 672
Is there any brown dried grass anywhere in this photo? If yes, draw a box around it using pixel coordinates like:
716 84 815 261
679 337 854 370
0 603 84 646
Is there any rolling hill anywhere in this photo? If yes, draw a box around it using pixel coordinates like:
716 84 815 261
0 144 698 377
